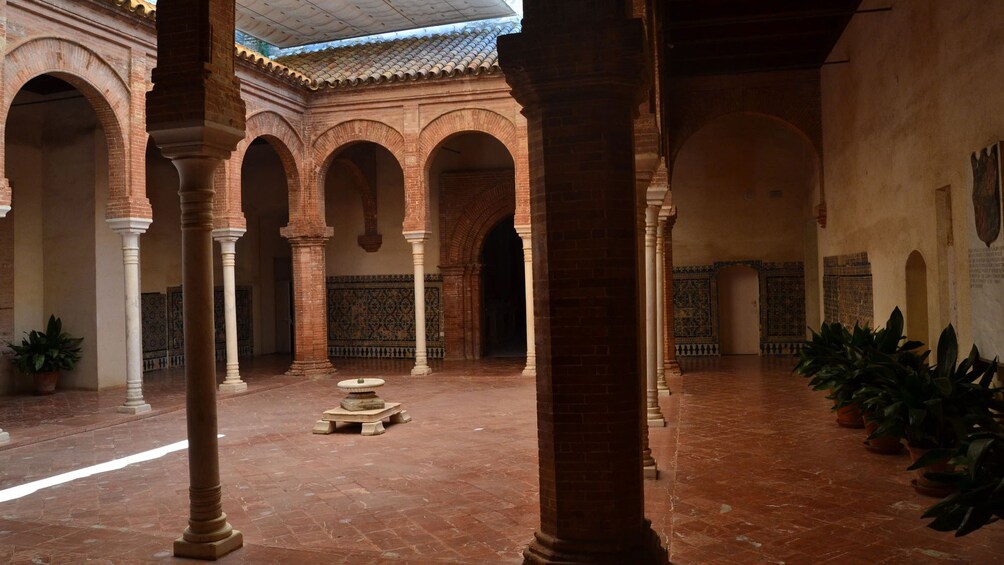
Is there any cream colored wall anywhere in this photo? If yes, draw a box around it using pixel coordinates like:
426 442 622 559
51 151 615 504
325 146 416 276
671 113 817 266
142 143 182 293
821 0 1004 353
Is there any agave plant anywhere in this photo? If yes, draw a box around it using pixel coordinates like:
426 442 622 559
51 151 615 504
7 315 83 374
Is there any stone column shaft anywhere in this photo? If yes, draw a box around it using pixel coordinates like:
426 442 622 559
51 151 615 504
109 218 153 414
655 218 669 396
214 228 247 393
662 211 682 377
0 428 9 443
645 206 666 427
405 232 432 376
516 225 536 377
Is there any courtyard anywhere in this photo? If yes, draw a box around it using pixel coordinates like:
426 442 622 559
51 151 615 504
1 357 1001 564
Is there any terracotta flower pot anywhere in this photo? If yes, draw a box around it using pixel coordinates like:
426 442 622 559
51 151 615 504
907 445 956 498
835 402 864 428
34 370 59 395
863 416 902 454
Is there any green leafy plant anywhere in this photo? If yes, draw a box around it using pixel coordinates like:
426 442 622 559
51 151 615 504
7 315 83 374
920 430 1004 536
863 325 1001 450
795 308 922 412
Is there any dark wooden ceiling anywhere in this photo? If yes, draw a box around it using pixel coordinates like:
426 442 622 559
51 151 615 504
664 0 866 76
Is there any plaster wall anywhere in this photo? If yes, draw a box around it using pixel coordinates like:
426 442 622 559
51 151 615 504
325 146 415 276
821 0 1004 353
671 113 816 266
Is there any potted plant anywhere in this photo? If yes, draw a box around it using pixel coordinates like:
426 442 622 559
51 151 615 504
7 315 83 395
866 325 1002 496
920 430 1004 536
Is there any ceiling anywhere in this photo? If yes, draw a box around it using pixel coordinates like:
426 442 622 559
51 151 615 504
664 0 866 76
236 0 516 48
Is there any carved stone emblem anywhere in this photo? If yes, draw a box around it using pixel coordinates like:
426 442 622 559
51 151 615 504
972 142 1003 247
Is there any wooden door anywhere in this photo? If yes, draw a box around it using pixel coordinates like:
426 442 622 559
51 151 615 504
719 266 760 355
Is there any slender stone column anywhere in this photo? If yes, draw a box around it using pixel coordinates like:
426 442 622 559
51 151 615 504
147 0 246 559
515 225 536 377
282 232 336 378
108 218 153 414
655 218 669 396
0 428 9 443
404 232 432 376
499 8 668 562
645 206 666 427
661 208 682 377
213 228 247 393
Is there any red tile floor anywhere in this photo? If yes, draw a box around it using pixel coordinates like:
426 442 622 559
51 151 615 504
0 355 1001 564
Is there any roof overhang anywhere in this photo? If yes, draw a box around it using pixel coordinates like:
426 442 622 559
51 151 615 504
236 0 516 48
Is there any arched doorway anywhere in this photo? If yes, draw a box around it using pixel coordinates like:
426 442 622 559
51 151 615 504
718 265 760 355
906 250 929 344
481 215 526 357
2 74 123 391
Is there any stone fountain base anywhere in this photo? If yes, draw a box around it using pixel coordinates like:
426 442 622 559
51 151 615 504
313 377 411 436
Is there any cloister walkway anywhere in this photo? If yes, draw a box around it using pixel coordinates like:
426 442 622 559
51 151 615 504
0 356 1001 563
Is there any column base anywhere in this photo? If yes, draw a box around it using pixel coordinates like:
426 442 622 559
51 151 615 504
657 385 671 397
173 529 243 560
286 359 335 379
117 403 152 415
411 364 433 376
0 431 9 443
664 361 682 377
647 416 666 428
522 366 537 377
523 525 668 564
644 463 660 480
218 381 248 394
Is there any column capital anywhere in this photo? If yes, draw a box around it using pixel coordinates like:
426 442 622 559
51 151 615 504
645 160 669 207
403 230 431 243
107 217 153 235
514 224 532 238
0 178 11 216
281 224 333 243
212 227 247 243
0 205 10 219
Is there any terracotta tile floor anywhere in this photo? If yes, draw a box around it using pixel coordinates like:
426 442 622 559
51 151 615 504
0 355 1001 564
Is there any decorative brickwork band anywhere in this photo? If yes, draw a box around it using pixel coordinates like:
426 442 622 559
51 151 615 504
499 10 667 563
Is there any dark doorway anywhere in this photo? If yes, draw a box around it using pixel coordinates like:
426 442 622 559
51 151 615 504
481 215 526 357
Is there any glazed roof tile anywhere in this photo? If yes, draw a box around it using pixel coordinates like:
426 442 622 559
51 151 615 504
275 23 517 89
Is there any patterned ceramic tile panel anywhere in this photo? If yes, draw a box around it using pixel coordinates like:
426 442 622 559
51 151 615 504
327 275 444 359
823 253 873 328
141 293 168 371
153 286 253 370
673 265 717 356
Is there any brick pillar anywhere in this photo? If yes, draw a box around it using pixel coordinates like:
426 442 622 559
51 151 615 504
147 0 246 559
282 231 335 378
661 207 682 377
498 5 668 562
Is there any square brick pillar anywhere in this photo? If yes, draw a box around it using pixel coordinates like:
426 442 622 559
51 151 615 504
499 6 668 563
281 230 336 378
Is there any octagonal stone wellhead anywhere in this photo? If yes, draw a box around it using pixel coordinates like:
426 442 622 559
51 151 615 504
337 378 386 411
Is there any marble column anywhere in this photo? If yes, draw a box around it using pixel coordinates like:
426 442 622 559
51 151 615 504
515 225 536 377
214 228 247 393
147 0 246 559
404 232 432 376
662 208 682 377
645 206 666 427
0 428 9 443
108 218 153 414
655 218 669 396
498 8 668 562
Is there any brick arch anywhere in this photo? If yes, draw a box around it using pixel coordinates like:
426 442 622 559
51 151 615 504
438 170 516 360
313 120 405 172
1 37 134 217
419 108 519 164
228 111 305 224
